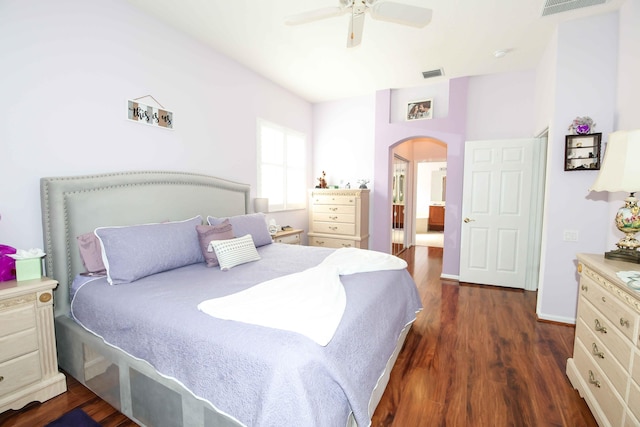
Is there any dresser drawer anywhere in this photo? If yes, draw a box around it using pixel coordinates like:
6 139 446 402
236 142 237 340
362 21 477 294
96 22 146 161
581 270 640 342
579 296 633 369
624 409 639 427
0 304 36 337
629 378 640 422
313 212 356 224
574 339 625 427
576 318 628 397
311 195 357 206
0 328 38 364
309 236 363 249
632 349 640 386
313 204 356 215
312 221 356 236
0 351 42 398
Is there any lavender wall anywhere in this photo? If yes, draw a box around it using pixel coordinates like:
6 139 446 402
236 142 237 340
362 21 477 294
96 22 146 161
0 0 312 250
537 12 619 323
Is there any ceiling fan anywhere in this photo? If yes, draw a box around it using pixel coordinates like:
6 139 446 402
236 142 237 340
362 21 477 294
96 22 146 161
285 0 432 48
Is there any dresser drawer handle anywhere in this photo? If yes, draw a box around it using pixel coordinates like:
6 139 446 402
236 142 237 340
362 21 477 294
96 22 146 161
341 243 352 247
329 216 338 220
0 375 3 382
594 319 607 334
581 284 588 291
591 343 605 359
329 207 338 211
588 370 601 388
329 226 338 231
620 318 630 327
315 240 325 245
601 296 606 303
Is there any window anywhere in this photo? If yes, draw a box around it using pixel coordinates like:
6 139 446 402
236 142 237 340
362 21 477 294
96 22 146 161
257 119 307 211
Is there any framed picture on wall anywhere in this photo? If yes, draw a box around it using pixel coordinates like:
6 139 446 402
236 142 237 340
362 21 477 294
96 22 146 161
406 99 433 121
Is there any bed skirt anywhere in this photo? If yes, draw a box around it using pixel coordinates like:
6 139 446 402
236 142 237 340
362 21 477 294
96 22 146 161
55 314 413 427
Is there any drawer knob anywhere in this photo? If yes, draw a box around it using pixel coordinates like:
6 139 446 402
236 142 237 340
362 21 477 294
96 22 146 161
601 296 606 303
315 240 325 245
581 284 588 291
591 343 605 359
329 216 338 220
341 243 352 247
330 207 338 211
0 375 3 382
329 226 338 231
594 319 607 334
620 318 630 327
588 370 601 388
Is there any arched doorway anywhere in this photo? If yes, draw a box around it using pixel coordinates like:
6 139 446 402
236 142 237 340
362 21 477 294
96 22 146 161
390 137 447 256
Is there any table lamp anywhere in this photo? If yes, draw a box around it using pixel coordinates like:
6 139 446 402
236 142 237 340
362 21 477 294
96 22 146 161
590 129 640 263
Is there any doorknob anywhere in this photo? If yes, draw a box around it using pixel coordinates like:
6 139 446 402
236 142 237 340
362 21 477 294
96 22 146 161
464 218 475 223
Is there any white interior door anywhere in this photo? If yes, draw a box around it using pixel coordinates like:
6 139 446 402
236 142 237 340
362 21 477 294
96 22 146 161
459 138 538 289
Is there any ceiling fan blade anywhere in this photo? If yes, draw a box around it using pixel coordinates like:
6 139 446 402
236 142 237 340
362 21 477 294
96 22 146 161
285 7 347 25
370 2 432 28
346 12 365 48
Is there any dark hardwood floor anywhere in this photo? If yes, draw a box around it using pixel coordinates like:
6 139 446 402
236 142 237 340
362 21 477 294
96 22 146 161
1 245 595 426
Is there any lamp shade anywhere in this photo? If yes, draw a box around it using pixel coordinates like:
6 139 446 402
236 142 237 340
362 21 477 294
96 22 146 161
254 197 269 213
590 130 640 193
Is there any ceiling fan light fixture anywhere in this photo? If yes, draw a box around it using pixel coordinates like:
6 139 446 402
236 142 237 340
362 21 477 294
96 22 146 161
422 68 444 79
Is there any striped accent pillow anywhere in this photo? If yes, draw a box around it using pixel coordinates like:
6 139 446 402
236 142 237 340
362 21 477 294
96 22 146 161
209 234 261 271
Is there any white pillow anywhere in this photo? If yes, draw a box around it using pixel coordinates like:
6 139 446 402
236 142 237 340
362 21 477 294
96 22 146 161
210 234 261 271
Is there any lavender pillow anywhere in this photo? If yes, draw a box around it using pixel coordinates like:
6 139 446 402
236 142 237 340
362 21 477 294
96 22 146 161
95 216 204 285
207 213 272 247
196 220 234 267
76 232 106 275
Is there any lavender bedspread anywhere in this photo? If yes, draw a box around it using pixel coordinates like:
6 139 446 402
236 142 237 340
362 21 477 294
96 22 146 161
71 244 422 427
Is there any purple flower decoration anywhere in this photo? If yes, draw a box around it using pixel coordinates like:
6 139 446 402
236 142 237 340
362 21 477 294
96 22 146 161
575 124 590 134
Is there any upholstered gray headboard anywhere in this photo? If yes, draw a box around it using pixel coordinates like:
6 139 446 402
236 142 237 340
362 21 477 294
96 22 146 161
40 171 250 317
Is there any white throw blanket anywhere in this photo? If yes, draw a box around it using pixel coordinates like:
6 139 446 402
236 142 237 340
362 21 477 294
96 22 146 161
197 248 408 346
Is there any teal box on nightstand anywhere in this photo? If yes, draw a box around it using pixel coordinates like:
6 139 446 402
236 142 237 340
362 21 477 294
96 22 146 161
16 258 43 281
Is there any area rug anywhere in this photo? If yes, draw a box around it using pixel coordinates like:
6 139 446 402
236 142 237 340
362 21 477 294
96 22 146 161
45 408 101 427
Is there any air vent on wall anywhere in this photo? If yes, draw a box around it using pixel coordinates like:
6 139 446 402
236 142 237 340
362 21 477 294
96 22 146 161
542 0 607 16
422 68 444 79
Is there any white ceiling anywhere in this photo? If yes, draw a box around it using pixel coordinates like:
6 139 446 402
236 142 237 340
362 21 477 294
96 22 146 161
124 0 624 103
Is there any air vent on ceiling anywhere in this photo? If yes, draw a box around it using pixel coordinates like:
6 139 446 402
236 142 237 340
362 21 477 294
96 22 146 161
422 68 444 79
542 0 607 16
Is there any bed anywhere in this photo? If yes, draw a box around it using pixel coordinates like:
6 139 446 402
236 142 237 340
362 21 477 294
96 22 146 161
40 170 422 427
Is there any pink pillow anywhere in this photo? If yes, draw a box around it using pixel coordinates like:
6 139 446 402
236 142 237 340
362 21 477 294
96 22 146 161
77 232 106 275
196 220 234 267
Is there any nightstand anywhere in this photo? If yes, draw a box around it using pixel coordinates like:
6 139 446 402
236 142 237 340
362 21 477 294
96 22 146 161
0 277 67 412
272 229 303 245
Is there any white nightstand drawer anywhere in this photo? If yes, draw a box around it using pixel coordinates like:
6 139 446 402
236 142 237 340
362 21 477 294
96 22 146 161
0 351 42 398
311 195 357 206
0 304 36 337
0 328 38 364
578 297 633 369
575 318 628 397
581 269 639 342
273 233 300 245
574 339 625 427
313 205 356 215
312 222 355 236
313 212 356 224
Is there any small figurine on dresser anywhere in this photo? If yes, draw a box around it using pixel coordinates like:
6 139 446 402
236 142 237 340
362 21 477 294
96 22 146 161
316 171 328 189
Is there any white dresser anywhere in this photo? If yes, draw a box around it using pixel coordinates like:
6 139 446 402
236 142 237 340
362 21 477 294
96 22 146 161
0 277 67 413
308 189 370 249
567 254 640 427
